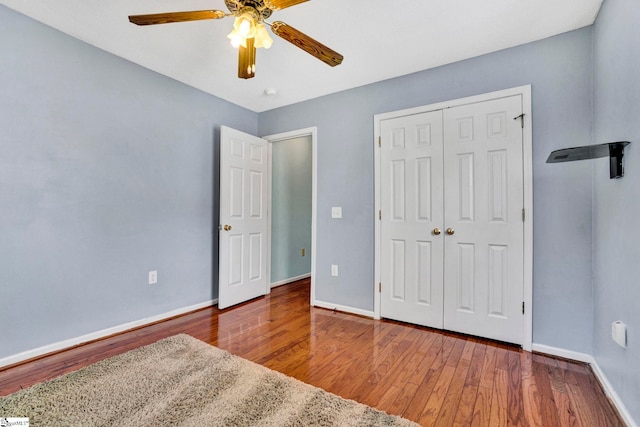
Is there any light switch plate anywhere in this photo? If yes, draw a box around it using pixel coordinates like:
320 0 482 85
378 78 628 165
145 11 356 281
331 264 339 276
331 207 342 218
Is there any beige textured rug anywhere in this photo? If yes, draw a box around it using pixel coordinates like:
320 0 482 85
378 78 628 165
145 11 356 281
0 334 418 426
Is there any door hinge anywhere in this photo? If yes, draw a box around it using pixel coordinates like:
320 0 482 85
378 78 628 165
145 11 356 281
379 282 382 293
522 208 525 222
378 136 381 147
379 210 382 220
514 113 525 129
522 301 525 314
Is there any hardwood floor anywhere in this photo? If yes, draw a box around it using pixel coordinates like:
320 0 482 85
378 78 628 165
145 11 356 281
0 279 625 426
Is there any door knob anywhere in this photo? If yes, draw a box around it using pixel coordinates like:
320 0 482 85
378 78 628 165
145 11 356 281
223 224 232 231
446 227 455 235
433 228 441 236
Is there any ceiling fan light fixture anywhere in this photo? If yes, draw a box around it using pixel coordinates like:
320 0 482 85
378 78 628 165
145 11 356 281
227 28 247 48
228 8 261 49
234 15 255 38
254 23 273 49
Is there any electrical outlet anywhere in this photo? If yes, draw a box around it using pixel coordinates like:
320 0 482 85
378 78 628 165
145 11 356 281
148 270 158 285
331 207 342 218
301 248 305 257
331 264 339 277
612 321 627 348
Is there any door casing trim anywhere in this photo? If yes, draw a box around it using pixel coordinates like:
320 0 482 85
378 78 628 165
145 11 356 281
373 85 533 351
262 127 318 307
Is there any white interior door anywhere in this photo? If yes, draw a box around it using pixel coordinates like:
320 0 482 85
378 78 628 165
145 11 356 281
219 126 269 309
442 96 524 344
380 111 445 328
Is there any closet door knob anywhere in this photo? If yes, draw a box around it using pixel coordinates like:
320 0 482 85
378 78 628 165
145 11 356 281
446 227 455 235
433 228 441 236
223 224 232 231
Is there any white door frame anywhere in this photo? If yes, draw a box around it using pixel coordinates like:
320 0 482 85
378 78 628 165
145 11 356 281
263 127 318 305
373 85 533 351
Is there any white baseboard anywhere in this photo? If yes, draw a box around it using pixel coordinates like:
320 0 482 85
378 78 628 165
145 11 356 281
0 299 217 368
312 299 375 318
531 343 593 363
270 273 311 289
590 358 638 427
532 343 637 427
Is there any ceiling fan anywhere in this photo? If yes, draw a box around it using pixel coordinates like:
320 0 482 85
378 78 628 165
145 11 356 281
128 0 344 79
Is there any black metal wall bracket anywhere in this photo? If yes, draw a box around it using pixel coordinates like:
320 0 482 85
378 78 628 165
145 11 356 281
546 141 631 179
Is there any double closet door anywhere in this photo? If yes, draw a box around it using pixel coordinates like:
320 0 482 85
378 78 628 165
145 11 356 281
379 95 525 345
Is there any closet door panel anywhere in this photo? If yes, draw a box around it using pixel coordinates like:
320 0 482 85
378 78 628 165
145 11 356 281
380 111 445 328
442 95 524 345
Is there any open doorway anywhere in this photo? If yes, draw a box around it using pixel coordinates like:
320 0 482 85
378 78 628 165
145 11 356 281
264 128 317 304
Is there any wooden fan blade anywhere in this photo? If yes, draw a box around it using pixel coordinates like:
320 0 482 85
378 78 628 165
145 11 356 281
128 10 226 26
238 38 256 79
264 0 308 10
270 21 343 67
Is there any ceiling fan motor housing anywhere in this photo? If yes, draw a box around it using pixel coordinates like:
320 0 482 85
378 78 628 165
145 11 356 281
225 0 273 19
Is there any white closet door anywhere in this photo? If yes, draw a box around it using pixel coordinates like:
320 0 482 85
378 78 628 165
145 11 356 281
442 95 524 344
380 111 445 328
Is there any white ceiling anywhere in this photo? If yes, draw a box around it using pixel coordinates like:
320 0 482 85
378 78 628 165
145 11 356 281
3 0 602 112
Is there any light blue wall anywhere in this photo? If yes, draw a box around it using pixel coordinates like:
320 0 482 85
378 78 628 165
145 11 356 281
1 3 602 363
259 28 595 353
270 136 312 284
593 0 640 421
0 6 257 359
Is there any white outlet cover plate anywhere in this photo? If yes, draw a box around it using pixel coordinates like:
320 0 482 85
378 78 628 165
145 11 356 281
331 207 342 218
612 321 627 348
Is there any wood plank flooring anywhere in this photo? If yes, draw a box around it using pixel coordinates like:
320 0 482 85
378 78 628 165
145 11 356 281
0 279 625 426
